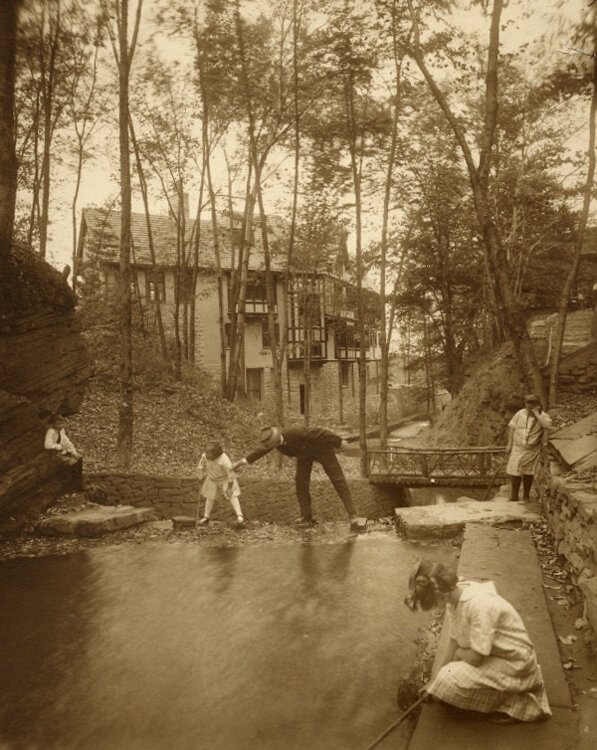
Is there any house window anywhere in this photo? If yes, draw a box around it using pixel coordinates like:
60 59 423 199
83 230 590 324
341 362 350 387
146 270 166 302
247 273 268 303
246 368 263 401
261 320 280 349
103 270 117 292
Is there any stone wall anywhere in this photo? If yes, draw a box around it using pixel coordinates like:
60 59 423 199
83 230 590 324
0 246 88 526
555 342 597 395
537 462 597 581
85 471 405 522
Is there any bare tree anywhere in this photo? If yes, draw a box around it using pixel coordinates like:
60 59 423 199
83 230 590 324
407 0 546 401
0 0 19 261
104 0 144 469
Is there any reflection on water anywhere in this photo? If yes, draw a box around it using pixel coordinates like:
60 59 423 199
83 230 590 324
0 539 454 750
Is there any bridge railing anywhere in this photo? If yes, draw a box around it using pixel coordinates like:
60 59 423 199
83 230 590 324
367 446 507 487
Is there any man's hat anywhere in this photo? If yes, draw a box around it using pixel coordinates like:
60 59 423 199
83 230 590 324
524 394 540 405
260 426 282 450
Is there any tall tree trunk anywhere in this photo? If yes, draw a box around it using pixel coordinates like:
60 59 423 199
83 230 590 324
38 4 61 259
0 0 18 262
115 0 143 468
189 163 205 366
378 3 404 446
548 24 597 407
129 114 168 361
344 73 368 475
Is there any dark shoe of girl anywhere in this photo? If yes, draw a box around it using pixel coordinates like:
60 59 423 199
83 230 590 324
235 515 246 529
197 517 210 526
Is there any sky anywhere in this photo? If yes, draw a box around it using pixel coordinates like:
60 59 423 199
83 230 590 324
33 0 590 273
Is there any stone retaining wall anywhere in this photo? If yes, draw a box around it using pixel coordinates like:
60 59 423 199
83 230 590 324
537 462 597 581
536 461 597 630
85 471 405 523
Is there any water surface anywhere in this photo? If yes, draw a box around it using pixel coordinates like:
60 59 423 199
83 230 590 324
0 538 451 750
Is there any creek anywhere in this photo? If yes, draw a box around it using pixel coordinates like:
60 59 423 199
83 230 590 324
0 538 454 750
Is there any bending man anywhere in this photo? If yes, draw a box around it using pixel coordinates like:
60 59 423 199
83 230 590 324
233 425 358 527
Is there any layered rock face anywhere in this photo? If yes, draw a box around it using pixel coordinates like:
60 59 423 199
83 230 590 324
0 246 89 528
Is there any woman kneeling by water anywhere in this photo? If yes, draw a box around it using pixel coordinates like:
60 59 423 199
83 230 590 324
404 560 551 724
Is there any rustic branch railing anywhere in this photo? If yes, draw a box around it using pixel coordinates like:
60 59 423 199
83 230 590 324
367 447 507 487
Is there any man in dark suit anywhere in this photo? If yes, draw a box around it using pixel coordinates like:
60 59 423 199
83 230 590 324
233 426 358 526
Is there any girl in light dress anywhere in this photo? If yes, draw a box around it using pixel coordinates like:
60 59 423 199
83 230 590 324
196 441 245 529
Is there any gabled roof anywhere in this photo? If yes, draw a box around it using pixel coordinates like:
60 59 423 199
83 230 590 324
79 207 289 272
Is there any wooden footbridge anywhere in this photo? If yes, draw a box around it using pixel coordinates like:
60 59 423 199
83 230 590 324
366 446 507 487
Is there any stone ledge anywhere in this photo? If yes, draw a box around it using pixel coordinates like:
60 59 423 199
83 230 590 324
37 505 157 537
395 499 539 540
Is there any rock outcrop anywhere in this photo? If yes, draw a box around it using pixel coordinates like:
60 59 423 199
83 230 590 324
0 245 89 529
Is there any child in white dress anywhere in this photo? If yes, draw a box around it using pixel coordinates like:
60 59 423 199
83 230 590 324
197 441 245 528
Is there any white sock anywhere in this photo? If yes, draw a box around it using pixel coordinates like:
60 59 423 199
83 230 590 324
203 497 215 518
229 496 243 517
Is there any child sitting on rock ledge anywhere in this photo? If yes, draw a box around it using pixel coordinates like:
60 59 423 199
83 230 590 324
44 414 81 463
404 559 551 724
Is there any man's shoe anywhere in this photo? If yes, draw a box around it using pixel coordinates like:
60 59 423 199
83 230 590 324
294 516 317 528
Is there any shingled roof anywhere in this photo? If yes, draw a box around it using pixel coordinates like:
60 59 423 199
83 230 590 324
79 207 289 272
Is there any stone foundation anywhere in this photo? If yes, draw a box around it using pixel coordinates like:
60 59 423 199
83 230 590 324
536 461 597 630
84 471 406 523
537 462 597 580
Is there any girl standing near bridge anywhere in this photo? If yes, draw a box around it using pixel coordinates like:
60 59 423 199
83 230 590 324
505 394 552 502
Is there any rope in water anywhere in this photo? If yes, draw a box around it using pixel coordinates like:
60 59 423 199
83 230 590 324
365 693 428 750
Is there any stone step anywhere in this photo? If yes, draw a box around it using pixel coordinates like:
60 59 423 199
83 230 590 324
394 498 539 539
37 505 157 538
408 526 575 750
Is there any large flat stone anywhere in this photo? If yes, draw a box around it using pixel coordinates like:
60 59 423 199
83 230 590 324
551 434 597 469
458 526 572 709
395 499 539 539
408 526 575 750
409 704 577 750
551 412 597 442
37 505 157 537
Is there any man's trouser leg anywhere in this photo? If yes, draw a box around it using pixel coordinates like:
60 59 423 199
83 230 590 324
319 450 356 517
295 456 314 519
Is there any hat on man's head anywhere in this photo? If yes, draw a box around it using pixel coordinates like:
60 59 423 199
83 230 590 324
260 426 282 450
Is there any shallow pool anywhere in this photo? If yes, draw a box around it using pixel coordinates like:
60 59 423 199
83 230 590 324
0 538 454 750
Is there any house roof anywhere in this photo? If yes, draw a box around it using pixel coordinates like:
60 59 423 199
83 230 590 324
79 207 289 272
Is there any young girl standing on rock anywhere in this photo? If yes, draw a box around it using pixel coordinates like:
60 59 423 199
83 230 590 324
196 441 245 529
